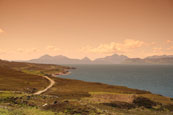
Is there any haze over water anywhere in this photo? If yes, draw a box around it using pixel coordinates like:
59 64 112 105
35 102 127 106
59 64 173 97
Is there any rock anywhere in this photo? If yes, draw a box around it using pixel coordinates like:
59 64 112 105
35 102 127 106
27 96 31 100
53 101 58 104
42 103 48 107
64 100 69 103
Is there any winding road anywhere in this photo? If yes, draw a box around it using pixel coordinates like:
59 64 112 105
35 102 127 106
34 76 55 95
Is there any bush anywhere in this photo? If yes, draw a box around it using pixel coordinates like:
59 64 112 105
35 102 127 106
103 101 136 109
133 97 157 108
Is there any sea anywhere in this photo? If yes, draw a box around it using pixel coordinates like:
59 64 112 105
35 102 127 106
59 64 173 97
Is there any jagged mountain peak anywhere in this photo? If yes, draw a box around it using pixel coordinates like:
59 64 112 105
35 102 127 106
81 57 91 61
54 55 69 59
40 54 52 59
29 53 129 64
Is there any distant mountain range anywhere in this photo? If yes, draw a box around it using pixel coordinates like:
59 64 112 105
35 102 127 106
29 54 128 64
123 55 173 65
28 54 173 65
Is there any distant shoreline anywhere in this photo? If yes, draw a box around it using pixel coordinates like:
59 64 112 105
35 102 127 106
57 64 173 98
51 70 71 77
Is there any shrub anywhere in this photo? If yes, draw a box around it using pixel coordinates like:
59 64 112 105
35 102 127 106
133 97 157 108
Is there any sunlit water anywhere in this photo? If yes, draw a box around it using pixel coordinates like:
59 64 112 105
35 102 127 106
58 64 173 97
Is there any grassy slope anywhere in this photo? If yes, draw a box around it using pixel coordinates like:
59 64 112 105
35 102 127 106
46 77 150 99
0 60 69 93
0 66 49 92
0 59 173 114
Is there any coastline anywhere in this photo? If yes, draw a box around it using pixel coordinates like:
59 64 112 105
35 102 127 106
57 64 173 98
60 71 71 76
51 70 71 77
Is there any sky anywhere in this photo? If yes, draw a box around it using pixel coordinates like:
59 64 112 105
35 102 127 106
0 0 173 60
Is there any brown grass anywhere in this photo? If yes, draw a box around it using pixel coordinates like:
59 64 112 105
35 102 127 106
45 77 151 99
0 59 69 93
0 66 49 93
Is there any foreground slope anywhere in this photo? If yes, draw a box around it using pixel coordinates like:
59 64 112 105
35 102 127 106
0 60 173 114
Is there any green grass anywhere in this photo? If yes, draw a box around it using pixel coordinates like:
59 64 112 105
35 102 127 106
0 108 9 115
21 69 44 76
89 92 135 95
0 91 26 99
0 107 56 115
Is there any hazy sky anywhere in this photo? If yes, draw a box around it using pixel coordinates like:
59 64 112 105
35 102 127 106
0 0 173 60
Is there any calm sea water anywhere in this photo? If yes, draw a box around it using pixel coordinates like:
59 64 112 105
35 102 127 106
59 64 173 97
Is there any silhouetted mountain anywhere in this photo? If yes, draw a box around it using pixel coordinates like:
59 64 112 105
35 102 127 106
29 54 128 64
30 55 82 64
29 54 173 65
145 55 173 59
81 57 92 64
123 55 173 64
123 58 146 64
93 54 128 64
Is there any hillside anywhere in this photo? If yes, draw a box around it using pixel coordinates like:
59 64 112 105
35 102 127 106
0 59 69 93
0 60 173 114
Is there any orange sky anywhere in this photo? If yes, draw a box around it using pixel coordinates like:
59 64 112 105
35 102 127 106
0 0 173 60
